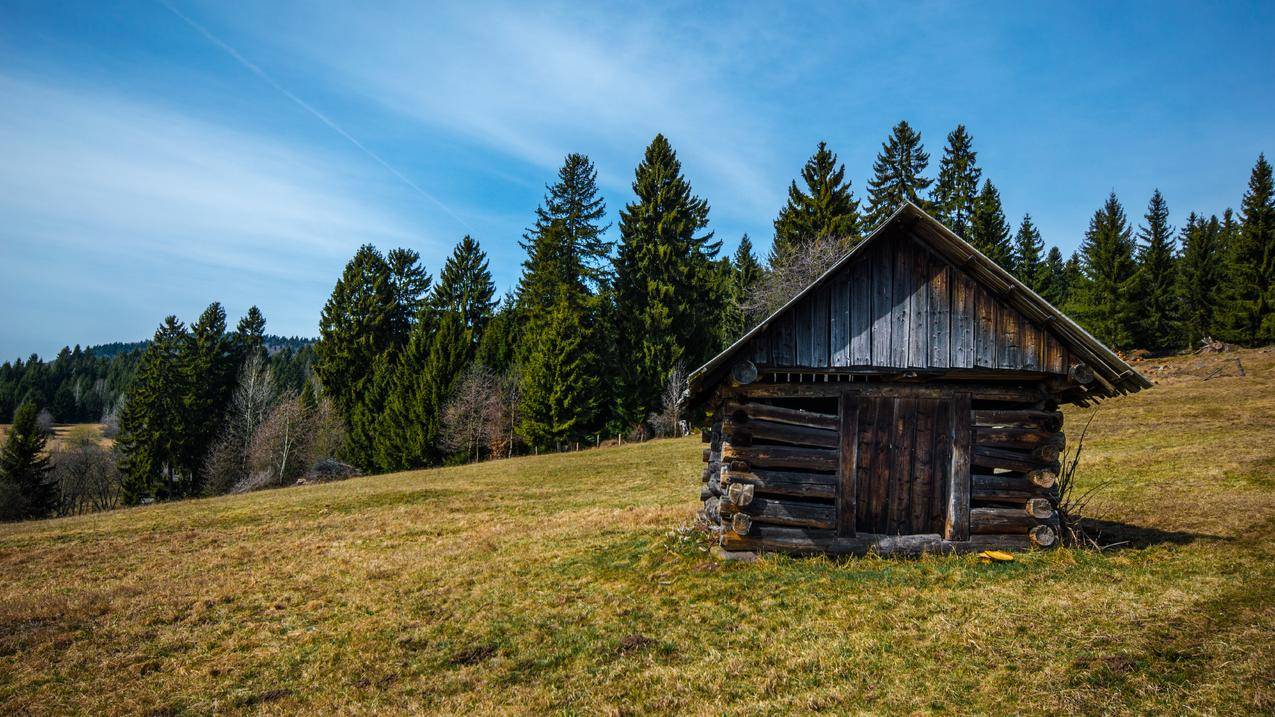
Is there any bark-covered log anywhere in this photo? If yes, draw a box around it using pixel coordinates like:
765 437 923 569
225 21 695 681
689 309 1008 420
722 444 837 472
970 506 1056 534
721 469 837 499
719 526 1037 555
971 472 1053 502
725 402 839 431
730 382 1042 403
973 409 1063 432
721 496 835 530
972 446 1061 474
723 418 838 449
974 426 1064 451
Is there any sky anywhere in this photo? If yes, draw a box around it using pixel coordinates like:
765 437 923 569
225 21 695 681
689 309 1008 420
1 1 1272 360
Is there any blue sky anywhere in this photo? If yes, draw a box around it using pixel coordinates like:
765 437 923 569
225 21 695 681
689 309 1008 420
1 1 1272 359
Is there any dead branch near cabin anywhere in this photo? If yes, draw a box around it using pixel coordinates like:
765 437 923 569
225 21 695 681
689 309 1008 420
1055 410 1106 549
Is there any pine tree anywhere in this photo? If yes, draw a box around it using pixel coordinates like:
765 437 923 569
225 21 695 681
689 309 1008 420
1075 193 1139 348
117 316 191 503
434 236 497 342
930 125 981 238
968 180 1014 271
613 134 718 426
521 153 611 290
519 286 600 450
771 142 860 261
474 294 520 374
865 120 932 228
0 401 54 520
1062 251 1085 308
1178 213 1225 347
728 234 763 337
1012 213 1046 290
1038 246 1068 306
386 248 433 344
235 306 266 358
1129 190 1180 350
1223 154 1275 344
315 245 398 423
180 303 238 493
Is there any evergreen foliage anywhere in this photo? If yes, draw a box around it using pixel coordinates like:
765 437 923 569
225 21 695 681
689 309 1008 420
612 134 719 426
1038 246 1068 306
521 153 611 290
519 285 600 449
235 306 266 358
0 401 54 520
771 142 860 261
180 303 240 492
930 125 981 238
865 120 932 228
1178 213 1225 346
434 236 497 343
727 235 763 338
1012 213 1046 290
1129 190 1181 350
1075 193 1138 348
1222 154 1275 344
474 295 520 374
968 180 1014 271
386 248 434 343
117 316 191 503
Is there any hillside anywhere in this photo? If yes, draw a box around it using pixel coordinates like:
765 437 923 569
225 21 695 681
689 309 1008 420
1 349 1272 715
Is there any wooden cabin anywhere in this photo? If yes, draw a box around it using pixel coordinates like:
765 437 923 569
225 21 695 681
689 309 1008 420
687 202 1150 557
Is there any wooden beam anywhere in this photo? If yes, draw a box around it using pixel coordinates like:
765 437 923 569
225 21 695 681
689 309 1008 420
970 507 1056 534
725 401 838 430
972 446 1061 474
838 394 859 537
720 525 1036 555
724 418 838 449
944 393 972 540
722 444 837 472
972 409 1063 432
721 468 836 499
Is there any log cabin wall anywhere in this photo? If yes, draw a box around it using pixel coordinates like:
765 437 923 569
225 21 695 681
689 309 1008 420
745 236 1074 375
699 381 1063 556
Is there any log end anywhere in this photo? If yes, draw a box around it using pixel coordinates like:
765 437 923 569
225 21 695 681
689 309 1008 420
730 360 759 386
731 513 752 536
1027 468 1057 489
1026 497 1055 519
1029 523 1057 547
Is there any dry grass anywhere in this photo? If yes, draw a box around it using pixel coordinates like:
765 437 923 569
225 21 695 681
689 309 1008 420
0 423 112 451
1 349 1273 715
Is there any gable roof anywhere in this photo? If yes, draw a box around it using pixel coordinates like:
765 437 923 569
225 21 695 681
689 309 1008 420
688 201 1151 403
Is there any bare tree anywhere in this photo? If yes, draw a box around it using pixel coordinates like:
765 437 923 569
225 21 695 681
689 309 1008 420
99 403 121 440
246 392 312 489
443 364 498 463
204 354 278 494
51 426 121 515
741 235 848 322
650 360 688 438
482 367 522 459
35 408 54 435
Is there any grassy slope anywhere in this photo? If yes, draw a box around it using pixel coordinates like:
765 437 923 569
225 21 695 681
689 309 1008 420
1 350 1272 716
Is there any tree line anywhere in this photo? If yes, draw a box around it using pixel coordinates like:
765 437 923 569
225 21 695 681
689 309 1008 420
2 123 1271 519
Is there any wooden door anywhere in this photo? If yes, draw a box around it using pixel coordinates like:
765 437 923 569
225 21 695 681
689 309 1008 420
838 391 971 538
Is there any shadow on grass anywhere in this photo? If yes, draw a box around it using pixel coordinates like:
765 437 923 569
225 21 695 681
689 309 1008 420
1081 518 1230 550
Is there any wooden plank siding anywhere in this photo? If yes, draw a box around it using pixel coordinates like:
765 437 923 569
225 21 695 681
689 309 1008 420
750 237 1072 374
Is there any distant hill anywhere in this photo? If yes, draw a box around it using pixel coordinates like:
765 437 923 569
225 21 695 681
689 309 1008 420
87 335 315 358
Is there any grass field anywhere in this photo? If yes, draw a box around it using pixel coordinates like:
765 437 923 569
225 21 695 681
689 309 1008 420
1 349 1272 715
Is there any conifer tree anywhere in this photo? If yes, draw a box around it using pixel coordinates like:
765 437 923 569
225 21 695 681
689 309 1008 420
968 180 1014 271
1223 154 1275 344
521 153 611 291
1062 251 1085 308
386 248 433 343
1178 213 1224 347
1129 189 1180 350
117 316 191 503
181 303 238 492
729 235 763 336
0 401 54 520
613 135 718 426
1012 213 1046 290
1075 193 1138 348
865 120 932 228
474 294 519 374
315 245 398 423
771 142 860 261
930 125 981 237
434 236 497 343
519 286 600 450
1038 246 1068 306
235 306 266 358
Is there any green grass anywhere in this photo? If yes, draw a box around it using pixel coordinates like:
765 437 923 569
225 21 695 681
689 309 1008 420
2 349 1273 715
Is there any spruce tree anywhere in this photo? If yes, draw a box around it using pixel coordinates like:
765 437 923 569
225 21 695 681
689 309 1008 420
1062 251 1085 308
930 125 981 237
386 248 433 343
1076 193 1139 348
0 401 54 520
1223 154 1275 344
235 306 266 358
434 236 497 343
521 153 611 290
1178 213 1224 347
1012 213 1046 290
117 316 191 503
1129 189 1180 350
315 245 398 423
968 180 1014 271
771 141 860 261
181 303 238 493
519 285 600 450
613 134 718 426
729 234 763 336
1038 246 1068 306
864 120 932 228
474 294 520 374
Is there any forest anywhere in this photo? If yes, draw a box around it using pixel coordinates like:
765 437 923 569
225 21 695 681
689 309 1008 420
1 121 1272 521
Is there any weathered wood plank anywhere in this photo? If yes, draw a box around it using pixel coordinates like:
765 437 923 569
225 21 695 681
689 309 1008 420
973 409 1063 432
723 468 837 499
1045 332 1066 374
795 297 813 367
813 283 831 367
972 446 1061 474
727 496 835 529
872 242 894 366
972 472 1053 502
909 397 936 533
868 397 895 534
974 284 997 368
887 398 916 534
945 392 972 540
855 395 881 532
733 382 1043 403
892 242 911 367
850 258 872 364
838 394 859 537
724 417 838 449
1000 306 1023 370
1022 319 1042 371
929 259 950 368
929 398 952 531
831 269 850 367
725 401 839 430
908 243 929 368
722 444 838 472
772 312 795 366
971 506 1056 534
951 271 975 368
720 525 1035 555
974 426 1064 452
